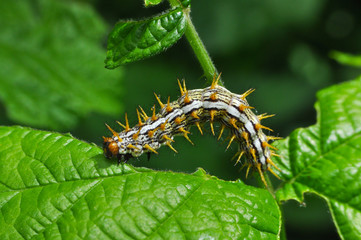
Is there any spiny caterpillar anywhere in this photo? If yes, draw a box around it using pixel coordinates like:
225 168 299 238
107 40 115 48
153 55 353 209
103 75 281 186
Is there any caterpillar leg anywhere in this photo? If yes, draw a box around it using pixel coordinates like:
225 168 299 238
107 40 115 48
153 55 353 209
117 153 132 165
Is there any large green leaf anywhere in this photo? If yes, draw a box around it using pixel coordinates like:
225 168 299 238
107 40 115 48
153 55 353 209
274 77 361 239
105 8 187 69
0 0 122 130
0 126 281 239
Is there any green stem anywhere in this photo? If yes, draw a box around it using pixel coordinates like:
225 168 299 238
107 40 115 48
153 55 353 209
168 0 222 86
184 13 220 85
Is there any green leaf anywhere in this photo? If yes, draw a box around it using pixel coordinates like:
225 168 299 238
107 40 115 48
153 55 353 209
180 0 191 7
105 8 187 69
0 126 281 239
144 0 163 7
145 0 190 8
0 0 123 130
330 51 361 67
274 77 361 239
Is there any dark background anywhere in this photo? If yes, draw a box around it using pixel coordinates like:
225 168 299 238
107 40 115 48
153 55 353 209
2 0 361 239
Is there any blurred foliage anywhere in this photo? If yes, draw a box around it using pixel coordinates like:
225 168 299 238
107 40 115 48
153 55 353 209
1 0 361 239
330 51 361 67
144 0 163 7
0 0 123 130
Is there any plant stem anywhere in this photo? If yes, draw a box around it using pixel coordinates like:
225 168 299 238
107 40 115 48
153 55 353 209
168 0 222 86
184 14 220 85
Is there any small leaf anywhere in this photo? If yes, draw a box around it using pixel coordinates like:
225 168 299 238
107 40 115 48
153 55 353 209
144 0 163 7
274 77 361 239
105 8 186 68
181 0 191 7
330 51 361 68
0 126 281 239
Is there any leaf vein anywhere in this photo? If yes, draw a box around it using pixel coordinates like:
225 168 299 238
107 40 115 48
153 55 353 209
147 180 204 238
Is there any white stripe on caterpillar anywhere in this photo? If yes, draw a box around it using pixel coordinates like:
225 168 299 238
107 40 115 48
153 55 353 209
103 75 281 186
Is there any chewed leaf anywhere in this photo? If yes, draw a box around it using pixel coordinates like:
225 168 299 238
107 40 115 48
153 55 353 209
0 126 281 239
273 76 361 239
105 8 186 68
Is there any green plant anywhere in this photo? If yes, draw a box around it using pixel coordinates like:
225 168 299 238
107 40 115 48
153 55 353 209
0 0 360 239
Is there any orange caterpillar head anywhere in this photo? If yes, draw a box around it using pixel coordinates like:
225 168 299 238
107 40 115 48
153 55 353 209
103 137 119 159
103 136 134 164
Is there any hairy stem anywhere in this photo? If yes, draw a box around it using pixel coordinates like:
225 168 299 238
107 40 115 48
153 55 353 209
168 0 222 86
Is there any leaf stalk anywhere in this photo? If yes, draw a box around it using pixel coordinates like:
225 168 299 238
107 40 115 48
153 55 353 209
168 0 223 86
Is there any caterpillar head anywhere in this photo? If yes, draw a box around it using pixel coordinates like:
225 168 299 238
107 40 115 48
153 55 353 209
103 137 119 159
103 136 135 164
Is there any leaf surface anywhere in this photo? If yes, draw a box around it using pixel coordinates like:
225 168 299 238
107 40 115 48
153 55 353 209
0 126 280 239
105 8 186 68
144 0 163 7
274 77 361 239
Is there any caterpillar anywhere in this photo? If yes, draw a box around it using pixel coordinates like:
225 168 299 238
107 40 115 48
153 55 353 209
103 75 281 186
